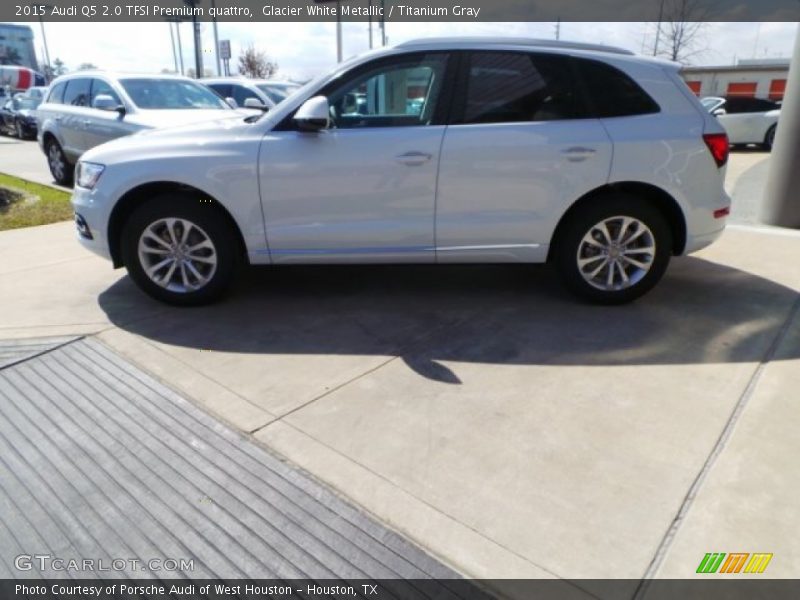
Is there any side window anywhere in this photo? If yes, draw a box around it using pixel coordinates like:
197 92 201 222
575 58 660 118
460 52 584 124
63 78 91 107
90 79 122 107
326 53 448 129
47 81 67 104
232 84 261 107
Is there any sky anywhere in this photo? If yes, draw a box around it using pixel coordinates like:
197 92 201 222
25 21 800 82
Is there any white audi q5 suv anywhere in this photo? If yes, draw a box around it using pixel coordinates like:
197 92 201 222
71 37 731 305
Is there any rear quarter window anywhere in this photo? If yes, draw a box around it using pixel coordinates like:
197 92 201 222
575 58 660 118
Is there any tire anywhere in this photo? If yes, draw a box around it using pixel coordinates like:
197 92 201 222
45 138 73 186
15 120 24 139
553 194 673 304
121 194 240 306
763 124 776 151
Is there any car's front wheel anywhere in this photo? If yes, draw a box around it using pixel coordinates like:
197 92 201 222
121 195 239 305
45 138 73 186
554 195 672 304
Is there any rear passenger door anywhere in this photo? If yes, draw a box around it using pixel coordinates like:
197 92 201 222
435 51 612 262
58 77 92 160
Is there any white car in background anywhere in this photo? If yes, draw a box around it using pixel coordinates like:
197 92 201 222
71 38 731 306
204 78 302 110
37 72 247 185
701 96 781 150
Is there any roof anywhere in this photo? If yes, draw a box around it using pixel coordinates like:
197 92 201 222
396 37 635 56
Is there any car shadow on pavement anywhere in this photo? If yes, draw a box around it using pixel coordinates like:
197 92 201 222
98 257 798 384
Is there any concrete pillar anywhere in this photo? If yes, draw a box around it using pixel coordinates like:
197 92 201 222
761 25 800 228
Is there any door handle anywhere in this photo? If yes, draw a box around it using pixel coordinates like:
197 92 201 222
561 147 597 162
395 151 432 166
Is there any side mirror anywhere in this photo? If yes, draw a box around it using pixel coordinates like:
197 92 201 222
294 96 330 131
225 97 238 109
93 94 125 115
243 97 268 111
712 108 727 117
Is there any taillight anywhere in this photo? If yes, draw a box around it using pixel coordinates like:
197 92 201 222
703 133 729 168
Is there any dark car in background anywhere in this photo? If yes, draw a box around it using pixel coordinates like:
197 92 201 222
0 93 42 139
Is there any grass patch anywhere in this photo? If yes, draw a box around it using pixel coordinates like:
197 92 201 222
0 172 73 231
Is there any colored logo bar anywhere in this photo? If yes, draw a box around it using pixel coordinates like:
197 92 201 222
696 553 773 574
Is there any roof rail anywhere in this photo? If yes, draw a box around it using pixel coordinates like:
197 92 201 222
396 37 635 56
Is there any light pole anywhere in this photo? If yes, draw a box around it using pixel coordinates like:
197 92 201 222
653 0 665 57
37 5 53 79
211 0 222 76
761 24 800 228
168 21 179 73
337 0 343 62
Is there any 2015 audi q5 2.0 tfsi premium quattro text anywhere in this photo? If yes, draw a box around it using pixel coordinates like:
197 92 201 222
71 38 731 306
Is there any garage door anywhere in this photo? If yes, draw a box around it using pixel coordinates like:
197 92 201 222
769 79 787 101
685 81 702 95
727 82 757 97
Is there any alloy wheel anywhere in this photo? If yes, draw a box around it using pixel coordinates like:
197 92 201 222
137 217 218 293
48 143 65 181
576 215 656 291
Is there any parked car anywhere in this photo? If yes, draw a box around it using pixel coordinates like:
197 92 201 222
701 95 780 150
19 85 49 101
71 38 730 306
0 93 42 139
37 72 245 185
204 78 302 110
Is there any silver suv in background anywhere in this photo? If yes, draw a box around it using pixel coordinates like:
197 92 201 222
204 78 302 110
37 72 244 185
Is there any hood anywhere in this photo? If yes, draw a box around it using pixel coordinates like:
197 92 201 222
124 108 250 129
80 114 258 164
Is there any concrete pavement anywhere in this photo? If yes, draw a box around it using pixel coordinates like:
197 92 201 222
1 140 798 592
0 135 70 191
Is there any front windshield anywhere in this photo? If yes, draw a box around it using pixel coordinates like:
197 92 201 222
256 83 301 104
120 78 229 110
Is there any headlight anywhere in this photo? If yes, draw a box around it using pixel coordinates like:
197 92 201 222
76 162 105 189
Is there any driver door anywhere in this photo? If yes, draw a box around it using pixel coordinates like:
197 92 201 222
258 52 452 263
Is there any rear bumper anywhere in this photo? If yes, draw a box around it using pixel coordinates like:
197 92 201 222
684 225 726 254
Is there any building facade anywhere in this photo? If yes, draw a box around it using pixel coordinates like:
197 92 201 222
681 58 790 101
0 23 38 71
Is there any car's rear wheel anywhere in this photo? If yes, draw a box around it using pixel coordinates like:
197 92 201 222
763 124 777 151
121 195 239 306
46 138 73 186
554 194 672 304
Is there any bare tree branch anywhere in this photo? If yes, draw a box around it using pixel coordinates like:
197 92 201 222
237 44 278 79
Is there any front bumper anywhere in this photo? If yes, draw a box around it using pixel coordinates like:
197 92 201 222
71 185 113 262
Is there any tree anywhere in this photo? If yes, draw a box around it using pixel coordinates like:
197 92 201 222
77 62 98 71
651 0 710 64
43 57 68 81
237 45 278 79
